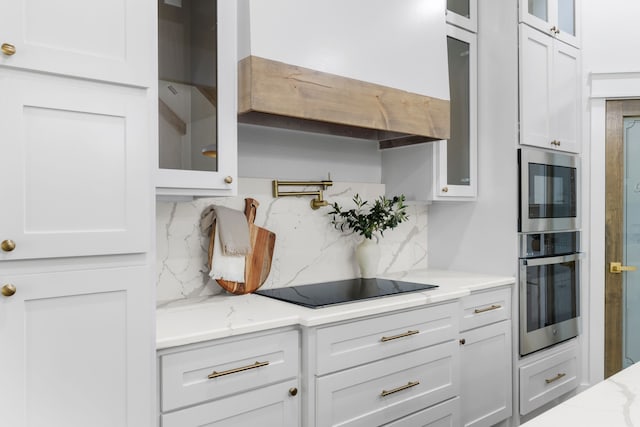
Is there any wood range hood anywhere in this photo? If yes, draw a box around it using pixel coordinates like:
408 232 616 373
238 56 450 149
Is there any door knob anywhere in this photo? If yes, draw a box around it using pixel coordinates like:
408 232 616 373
1 240 16 252
289 387 298 396
1 284 16 297
224 176 233 184
610 262 637 274
1 43 16 56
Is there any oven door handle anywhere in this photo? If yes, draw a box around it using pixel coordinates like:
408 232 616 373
522 253 582 266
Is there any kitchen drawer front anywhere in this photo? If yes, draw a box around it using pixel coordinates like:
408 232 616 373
316 302 458 375
160 329 299 412
519 343 579 415
161 379 299 427
460 286 512 332
384 397 461 427
316 340 459 427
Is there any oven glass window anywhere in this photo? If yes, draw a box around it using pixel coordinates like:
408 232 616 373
528 163 577 219
526 260 578 333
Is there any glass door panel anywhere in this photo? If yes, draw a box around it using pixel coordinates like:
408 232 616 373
557 0 575 36
528 0 548 22
623 118 640 368
447 0 470 18
158 0 218 172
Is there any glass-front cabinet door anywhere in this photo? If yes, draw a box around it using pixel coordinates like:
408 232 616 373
520 0 579 47
155 0 237 196
446 0 477 32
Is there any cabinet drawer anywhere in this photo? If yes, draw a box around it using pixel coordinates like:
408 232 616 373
160 329 299 412
384 397 460 427
316 302 458 375
316 340 459 427
161 379 299 427
460 287 511 332
519 342 578 415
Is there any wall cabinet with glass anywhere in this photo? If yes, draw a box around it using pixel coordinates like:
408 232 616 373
446 0 477 33
382 23 477 201
156 0 238 196
520 0 579 48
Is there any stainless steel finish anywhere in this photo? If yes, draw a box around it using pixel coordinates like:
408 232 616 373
519 148 580 233
519 253 581 355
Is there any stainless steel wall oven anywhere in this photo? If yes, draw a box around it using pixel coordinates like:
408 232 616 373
518 148 579 233
519 231 581 355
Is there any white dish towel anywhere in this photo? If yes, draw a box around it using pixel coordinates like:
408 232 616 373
201 205 251 283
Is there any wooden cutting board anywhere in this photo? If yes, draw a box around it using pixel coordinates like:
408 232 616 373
207 198 276 294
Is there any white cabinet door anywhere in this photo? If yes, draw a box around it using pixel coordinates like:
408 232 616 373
460 321 512 427
0 265 153 427
0 72 149 260
519 25 580 153
161 380 300 427
0 0 152 87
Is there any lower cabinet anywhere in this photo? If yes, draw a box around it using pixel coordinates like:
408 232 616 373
157 328 300 427
459 286 513 427
519 340 579 415
161 379 299 427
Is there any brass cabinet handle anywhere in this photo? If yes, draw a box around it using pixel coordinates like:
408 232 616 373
208 361 269 379
1 240 16 252
610 262 637 274
289 387 298 396
474 304 501 314
381 381 420 397
1 284 16 297
545 372 566 384
1 43 16 56
224 176 233 184
380 330 419 342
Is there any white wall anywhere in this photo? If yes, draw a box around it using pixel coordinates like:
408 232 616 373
238 124 382 183
581 0 640 386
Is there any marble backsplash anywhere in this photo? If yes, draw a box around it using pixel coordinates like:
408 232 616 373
156 178 428 303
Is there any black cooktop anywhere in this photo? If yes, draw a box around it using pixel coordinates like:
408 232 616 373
254 278 438 308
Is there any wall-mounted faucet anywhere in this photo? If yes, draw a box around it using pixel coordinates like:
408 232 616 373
272 175 334 210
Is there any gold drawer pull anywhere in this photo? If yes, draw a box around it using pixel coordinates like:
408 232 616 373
208 361 269 379
381 381 420 397
380 330 419 342
474 304 501 314
545 373 566 384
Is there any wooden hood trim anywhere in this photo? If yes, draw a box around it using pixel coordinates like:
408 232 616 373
238 56 450 147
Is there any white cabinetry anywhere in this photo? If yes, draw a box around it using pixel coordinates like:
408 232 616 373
158 328 300 426
519 24 580 153
0 1 154 425
155 0 238 197
519 0 580 48
519 340 579 415
307 302 460 426
459 287 513 427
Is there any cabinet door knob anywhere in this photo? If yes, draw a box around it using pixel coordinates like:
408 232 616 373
1 43 16 56
459 338 466 345
224 176 233 184
1 240 16 252
442 187 449 193
289 387 298 396
1 284 16 297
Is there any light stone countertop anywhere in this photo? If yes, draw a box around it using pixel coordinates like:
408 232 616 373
521 362 640 427
156 269 515 350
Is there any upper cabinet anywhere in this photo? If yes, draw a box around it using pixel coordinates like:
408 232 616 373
519 24 580 153
155 0 238 196
382 16 477 202
519 0 580 48
0 0 152 87
446 0 477 33
237 0 450 146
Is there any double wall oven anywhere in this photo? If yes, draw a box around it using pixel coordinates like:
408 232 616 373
518 149 581 356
